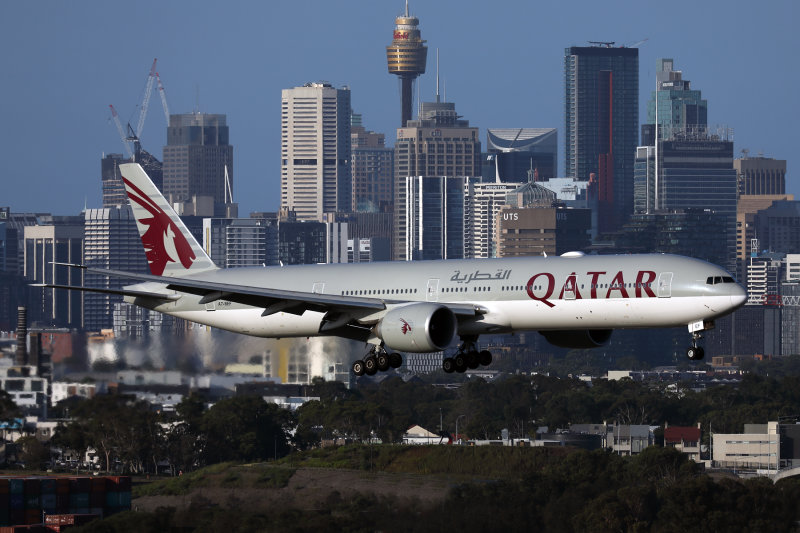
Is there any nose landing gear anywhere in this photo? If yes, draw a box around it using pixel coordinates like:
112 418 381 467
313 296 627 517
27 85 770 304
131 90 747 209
687 333 705 361
686 320 713 361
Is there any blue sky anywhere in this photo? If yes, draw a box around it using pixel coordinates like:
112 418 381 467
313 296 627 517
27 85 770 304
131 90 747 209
1 0 797 215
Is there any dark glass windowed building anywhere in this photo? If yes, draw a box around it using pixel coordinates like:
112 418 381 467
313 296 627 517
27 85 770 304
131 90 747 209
163 113 233 216
564 45 639 233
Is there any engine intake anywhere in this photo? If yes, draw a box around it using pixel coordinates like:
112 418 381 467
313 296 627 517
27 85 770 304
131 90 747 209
539 329 613 349
377 303 457 353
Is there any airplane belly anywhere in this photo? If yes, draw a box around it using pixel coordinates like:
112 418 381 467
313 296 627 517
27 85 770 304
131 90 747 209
173 308 325 338
485 296 734 331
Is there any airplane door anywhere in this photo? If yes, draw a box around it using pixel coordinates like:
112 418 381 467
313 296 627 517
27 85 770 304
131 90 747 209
312 282 325 294
426 279 440 302
657 272 673 298
563 277 577 300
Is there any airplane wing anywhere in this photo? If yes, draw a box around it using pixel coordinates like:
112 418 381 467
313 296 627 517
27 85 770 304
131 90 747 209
77 267 386 315
79 267 486 318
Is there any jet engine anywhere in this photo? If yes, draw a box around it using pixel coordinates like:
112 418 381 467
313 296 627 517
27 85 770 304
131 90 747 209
376 303 457 353
539 329 613 349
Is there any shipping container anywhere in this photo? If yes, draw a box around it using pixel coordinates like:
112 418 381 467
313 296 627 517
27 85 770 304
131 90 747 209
9 496 22 511
39 494 56 513
45 514 99 526
22 481 39 496
89 479 105 494
55 480 69 496
8 481 23 496
39 480 56 495
23 509 39 526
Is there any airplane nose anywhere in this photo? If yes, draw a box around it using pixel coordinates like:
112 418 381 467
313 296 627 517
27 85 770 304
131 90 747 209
731 285 747 309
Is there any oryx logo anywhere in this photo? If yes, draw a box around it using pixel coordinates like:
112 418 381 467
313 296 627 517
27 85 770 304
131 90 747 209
400 319 412 335
122 177 196 276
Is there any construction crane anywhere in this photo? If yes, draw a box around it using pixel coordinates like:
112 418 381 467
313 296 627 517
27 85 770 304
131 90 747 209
108 104 133 159
134 58 158 140
626 38 649 48
588 41 615 48
156 71 170 125
107 58 173 161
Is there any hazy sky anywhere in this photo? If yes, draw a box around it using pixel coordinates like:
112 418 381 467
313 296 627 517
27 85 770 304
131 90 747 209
1 0 797 215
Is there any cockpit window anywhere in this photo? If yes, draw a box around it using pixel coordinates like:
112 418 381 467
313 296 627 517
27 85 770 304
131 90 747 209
706 276 736 285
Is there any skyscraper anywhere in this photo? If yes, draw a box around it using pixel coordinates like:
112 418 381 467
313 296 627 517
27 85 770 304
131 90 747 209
735 156 787 196
386 4 427 127
404 176 479 261
564 44 639 233
465 182 525 258
102 150 162 208
83 206 149 331
393 100 481 259
163 113 233 216
633 137 738 271
647 58 708 137
484 128 557 183
24 218 84 328
351 123 393 212
635 59 737 271
281 82 352 222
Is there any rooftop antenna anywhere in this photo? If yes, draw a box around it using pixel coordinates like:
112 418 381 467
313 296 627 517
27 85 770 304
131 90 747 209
224 164 233 204
436 48 440 103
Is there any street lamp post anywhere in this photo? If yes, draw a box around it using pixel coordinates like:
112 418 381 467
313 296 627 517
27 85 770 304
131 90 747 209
455 415 466 445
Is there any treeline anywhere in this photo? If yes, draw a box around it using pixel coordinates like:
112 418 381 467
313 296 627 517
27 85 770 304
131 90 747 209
73 446 800 532
41 356 800 473
51 395 294 474
296 369 800 445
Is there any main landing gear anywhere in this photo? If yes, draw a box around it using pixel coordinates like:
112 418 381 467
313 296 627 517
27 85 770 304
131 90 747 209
442 337 493 373
352 346 402 377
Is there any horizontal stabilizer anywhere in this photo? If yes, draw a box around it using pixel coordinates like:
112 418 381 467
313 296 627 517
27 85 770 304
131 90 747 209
33 283 180 301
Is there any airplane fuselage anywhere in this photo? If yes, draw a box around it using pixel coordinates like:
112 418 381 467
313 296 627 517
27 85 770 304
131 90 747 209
127 253 746 342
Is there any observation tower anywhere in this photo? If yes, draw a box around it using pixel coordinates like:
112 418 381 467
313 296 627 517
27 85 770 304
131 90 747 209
386 2 427 127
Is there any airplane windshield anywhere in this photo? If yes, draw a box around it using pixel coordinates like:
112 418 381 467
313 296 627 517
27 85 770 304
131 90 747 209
706 276 735 285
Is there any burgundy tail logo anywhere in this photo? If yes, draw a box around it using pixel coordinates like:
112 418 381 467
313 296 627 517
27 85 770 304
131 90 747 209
400 319 412 335
123 177 196 276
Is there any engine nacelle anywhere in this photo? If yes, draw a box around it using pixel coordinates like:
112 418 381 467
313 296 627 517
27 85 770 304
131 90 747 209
539 329 613 349
376 303 457 353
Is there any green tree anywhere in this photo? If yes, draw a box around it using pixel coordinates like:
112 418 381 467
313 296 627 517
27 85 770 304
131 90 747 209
200 396 295 463
15 435 50 470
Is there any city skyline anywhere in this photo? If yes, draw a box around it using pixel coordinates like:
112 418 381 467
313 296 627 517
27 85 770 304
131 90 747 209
1 0 797 216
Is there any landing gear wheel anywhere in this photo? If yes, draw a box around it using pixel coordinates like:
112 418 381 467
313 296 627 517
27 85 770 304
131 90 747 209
352 360 365 377
364 356 378 375
454 354 467 373
479 350 492 366
466 351 480 369
389 352 403 369
442 357 455 373
687 346 705 361
377 353 390 372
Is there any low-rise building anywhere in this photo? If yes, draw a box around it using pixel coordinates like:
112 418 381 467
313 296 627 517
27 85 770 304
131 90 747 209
51 382 97 406
664 423 701 461
402 425 445 445
713 422 780 471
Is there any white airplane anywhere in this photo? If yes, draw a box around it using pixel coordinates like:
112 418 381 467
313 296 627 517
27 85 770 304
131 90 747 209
43 163 746 376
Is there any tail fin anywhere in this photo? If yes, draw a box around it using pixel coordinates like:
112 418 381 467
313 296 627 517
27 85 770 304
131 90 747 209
119 163 217 277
